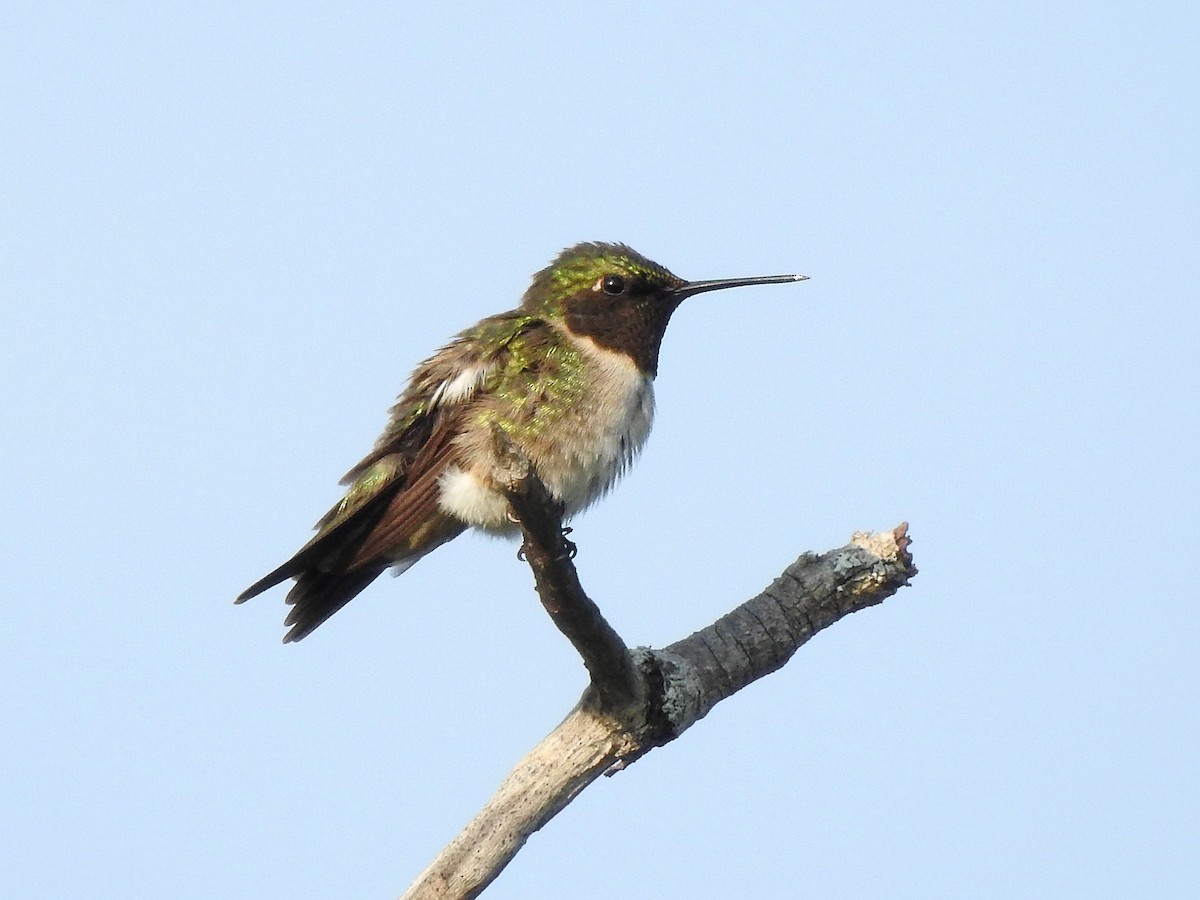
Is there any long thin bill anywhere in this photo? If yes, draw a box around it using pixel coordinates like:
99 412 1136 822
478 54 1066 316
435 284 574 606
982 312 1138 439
672 273 809 300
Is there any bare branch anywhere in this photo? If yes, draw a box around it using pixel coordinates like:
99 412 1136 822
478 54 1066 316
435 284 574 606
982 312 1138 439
400 473 917 900
494 442 639 707
401 705 636 900
660 525 916 731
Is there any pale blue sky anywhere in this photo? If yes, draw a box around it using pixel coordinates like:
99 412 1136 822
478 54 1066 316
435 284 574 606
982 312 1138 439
3 3 1197 898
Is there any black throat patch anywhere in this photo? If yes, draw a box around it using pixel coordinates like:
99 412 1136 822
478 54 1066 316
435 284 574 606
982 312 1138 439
562 291 682 376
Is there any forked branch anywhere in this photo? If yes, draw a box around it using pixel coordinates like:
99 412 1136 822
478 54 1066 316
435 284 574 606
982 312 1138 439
401 461 917 899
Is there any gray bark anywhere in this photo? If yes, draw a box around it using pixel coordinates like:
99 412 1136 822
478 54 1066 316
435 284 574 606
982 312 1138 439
401 460 917 898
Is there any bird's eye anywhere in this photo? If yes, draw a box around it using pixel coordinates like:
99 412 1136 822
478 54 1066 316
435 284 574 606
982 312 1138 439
601 274 626 295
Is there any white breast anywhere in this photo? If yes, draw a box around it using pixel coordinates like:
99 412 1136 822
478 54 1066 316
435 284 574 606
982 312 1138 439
545 336 655 516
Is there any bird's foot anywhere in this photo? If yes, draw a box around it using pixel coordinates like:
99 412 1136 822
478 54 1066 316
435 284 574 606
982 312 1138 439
515 527 576 562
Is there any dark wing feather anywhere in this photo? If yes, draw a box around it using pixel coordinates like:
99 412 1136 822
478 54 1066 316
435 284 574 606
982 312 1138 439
234 483 401 603
348 413 466 565
237 310 539 640
274 416 468 642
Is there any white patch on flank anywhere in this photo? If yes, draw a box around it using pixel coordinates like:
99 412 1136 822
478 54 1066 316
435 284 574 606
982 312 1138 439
429 363 491 408
437 465 509 528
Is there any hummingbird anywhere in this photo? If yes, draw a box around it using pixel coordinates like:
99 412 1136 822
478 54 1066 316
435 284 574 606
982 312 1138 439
237 242 807 642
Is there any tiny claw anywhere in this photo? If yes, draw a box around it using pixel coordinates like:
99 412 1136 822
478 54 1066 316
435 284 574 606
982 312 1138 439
560 526 577 559
517 543 528 562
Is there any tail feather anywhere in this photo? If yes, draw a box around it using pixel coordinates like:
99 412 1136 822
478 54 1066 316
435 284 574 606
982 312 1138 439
236 436 465 640
234 485 399 608
281 566 387 643
235 559 302 605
